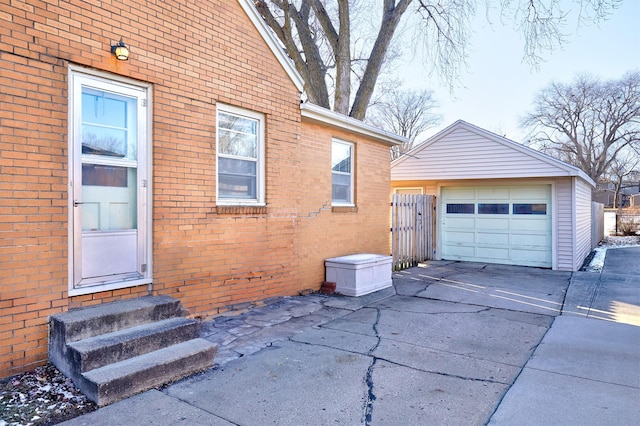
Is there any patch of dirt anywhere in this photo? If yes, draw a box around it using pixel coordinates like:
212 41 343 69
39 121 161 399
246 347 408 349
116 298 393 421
0 364 95 426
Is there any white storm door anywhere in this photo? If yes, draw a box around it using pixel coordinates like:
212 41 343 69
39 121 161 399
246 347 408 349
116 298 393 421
70 71 150 290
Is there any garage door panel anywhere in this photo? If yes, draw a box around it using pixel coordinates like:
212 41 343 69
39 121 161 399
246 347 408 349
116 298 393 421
512 218 548 232
476 232 509 244
511 249 550 264
444 231 476 244
510 233 549 247
510 186 549 199
477 187 510 199
445 188 477 199
441 185 551 268
476 247 510 261
445 217 476 228
477 217 509 229
442 245 476 258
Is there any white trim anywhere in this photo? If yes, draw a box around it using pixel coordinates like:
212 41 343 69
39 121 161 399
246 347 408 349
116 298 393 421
571 177 578 269
393 187 424 195
550 181 558 271
236 0 304 93
216 103 265 206
69 277 152 297
67 65 153 295
301 102 406 147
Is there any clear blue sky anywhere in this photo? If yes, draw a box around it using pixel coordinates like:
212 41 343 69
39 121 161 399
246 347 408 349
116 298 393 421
401 0 640 143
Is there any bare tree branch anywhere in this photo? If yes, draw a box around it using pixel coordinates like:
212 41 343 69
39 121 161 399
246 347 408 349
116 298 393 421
522 70 640 183
367 88 443 160
256 0 622 120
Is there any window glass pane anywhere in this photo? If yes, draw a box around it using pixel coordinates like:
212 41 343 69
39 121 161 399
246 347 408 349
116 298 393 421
446 203 474 214
332 174 351 203
218 112 257 158
219 112 257 134
81 88 136 160
218 157 256 199
513 203 547 215
332 143 351 173
478 203 509 214
332 141 353 204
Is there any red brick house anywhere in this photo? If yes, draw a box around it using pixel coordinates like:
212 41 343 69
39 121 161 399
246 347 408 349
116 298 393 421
0 0 405 378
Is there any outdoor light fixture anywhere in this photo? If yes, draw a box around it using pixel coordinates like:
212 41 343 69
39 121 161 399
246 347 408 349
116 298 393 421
111 38 129 61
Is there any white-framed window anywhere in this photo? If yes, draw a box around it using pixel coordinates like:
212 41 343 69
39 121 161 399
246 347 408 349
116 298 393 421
216 104 265 205
331 139 354 205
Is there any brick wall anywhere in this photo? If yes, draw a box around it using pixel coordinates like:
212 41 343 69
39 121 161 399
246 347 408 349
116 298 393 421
297 121 393 287
0 0 393 378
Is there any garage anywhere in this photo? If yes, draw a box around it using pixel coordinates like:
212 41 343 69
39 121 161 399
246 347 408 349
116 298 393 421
441 185 552 267
391 120 596 271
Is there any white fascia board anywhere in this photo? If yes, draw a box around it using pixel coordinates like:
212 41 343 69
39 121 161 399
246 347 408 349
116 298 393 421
237 0 305 93
300 102 406 146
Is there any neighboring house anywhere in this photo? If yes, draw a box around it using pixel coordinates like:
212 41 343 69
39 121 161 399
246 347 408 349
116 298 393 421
391 120 596 272
593 182 639 208
0 0 405 378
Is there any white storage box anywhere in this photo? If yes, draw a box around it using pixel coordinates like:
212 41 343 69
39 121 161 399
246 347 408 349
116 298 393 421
325 254 393 297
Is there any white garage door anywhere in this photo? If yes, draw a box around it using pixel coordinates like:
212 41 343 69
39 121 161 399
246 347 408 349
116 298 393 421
441 185 552 268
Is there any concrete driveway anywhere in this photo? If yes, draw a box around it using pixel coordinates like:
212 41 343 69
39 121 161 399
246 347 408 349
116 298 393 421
62 249 640 425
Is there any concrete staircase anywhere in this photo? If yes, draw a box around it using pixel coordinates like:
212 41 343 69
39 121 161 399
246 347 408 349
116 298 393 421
49 295 217 406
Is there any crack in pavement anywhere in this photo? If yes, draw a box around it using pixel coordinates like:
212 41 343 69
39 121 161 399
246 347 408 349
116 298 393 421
363 308 382 426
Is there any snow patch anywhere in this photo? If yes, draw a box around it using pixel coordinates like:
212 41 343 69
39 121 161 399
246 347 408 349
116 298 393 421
585 236 640 272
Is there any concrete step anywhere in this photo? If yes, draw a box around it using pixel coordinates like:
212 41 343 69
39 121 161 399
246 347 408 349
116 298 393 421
50 295 183 344
67 317 199 373
80 338 218 406
49 295 217 407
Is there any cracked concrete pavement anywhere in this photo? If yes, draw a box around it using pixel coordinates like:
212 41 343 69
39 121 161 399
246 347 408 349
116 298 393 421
61 250 639 426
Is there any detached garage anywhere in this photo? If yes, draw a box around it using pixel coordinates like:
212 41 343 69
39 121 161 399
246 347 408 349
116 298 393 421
391 120 596 271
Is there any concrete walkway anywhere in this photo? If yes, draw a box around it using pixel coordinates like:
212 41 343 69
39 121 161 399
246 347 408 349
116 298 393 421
490 246 640 425
61 248 640 425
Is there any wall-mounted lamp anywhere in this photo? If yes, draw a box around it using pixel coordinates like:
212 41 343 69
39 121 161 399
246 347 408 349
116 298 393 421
111 38 129 61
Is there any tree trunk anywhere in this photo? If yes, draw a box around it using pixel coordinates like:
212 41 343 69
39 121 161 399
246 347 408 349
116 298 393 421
333 0 351 115
350 0 413 119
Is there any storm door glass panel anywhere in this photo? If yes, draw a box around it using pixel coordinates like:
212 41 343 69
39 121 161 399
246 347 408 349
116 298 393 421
81 88 137 231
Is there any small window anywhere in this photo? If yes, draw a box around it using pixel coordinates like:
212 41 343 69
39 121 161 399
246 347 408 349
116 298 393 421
332 140 354 205
478 203 509 214
217 105 264 205
446 203 474 214
513 203 547 215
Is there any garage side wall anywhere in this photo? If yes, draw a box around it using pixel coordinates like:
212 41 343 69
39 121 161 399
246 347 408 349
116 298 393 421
555 179 575 271
574 177 594 270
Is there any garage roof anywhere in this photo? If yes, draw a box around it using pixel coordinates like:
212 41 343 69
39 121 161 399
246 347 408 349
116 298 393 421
391 120 595 186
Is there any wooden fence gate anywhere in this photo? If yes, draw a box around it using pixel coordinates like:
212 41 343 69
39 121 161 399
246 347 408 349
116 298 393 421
391 194 436 271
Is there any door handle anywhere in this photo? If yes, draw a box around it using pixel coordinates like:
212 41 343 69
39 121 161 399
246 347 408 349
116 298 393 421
74 200 85 207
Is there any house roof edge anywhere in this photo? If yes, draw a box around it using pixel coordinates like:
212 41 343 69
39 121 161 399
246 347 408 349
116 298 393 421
237 0 305 93
300 102 406 146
